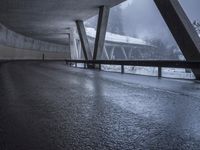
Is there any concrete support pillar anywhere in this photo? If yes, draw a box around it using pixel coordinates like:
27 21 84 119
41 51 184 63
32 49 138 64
69 29 79 59
77 40 82 59
93 6 110 60
76 20 92 60
154 0 200 79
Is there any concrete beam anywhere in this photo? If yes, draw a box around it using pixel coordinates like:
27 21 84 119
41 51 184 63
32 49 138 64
76 20 92 60
93 6 110 60
154 0 200 79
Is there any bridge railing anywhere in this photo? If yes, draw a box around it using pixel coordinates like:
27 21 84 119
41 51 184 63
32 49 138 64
65 60 200 78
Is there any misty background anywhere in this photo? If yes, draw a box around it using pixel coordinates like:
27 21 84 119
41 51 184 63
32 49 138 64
85 0 200 60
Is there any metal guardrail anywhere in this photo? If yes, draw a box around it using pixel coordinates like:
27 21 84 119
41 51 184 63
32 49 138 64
65 59 200 78
1 59 199 78
65 59 200 68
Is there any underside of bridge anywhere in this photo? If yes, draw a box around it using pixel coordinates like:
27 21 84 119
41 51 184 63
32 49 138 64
0 0 200 149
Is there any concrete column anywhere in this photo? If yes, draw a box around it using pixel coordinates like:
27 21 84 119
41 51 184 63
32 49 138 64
76 20 92 60
93 6 110 60
77 40 82 59
154 0 200 79
69 29 79 59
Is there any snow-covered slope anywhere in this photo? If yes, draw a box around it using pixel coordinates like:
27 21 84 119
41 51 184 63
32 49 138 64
86 27 148 46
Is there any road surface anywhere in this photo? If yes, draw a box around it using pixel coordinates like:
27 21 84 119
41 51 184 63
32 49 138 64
0 61 200 150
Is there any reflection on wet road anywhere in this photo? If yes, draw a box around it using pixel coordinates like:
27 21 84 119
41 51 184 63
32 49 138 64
0 61 200 150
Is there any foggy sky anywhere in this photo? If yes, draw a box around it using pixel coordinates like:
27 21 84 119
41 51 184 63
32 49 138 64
120 0 200 45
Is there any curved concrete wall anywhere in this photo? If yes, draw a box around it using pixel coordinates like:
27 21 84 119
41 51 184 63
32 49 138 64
0 23 70 60
0 45 70 60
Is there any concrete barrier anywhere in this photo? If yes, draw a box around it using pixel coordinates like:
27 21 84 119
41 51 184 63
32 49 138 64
0 23 71 60
0 45 70 60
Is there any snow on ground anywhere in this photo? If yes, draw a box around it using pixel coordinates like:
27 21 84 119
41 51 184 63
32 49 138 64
101 65 195 80
162 68 195 79
74 63 195 79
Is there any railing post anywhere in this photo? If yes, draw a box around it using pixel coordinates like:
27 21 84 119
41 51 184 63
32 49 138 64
84 63 87 69
158 67 162 78
75 62 77 68
42 53 45 61
121 65 124 74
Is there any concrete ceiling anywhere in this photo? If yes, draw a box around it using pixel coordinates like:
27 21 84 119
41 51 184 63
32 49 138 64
0 0 125 45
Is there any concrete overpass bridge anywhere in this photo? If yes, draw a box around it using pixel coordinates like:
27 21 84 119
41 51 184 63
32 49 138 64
71 27 155 60
0 0 200 150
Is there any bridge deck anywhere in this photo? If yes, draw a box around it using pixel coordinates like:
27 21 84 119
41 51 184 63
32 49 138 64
0 61 200 150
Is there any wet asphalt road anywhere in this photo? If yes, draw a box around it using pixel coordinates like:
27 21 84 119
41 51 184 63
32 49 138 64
0 61 200 150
